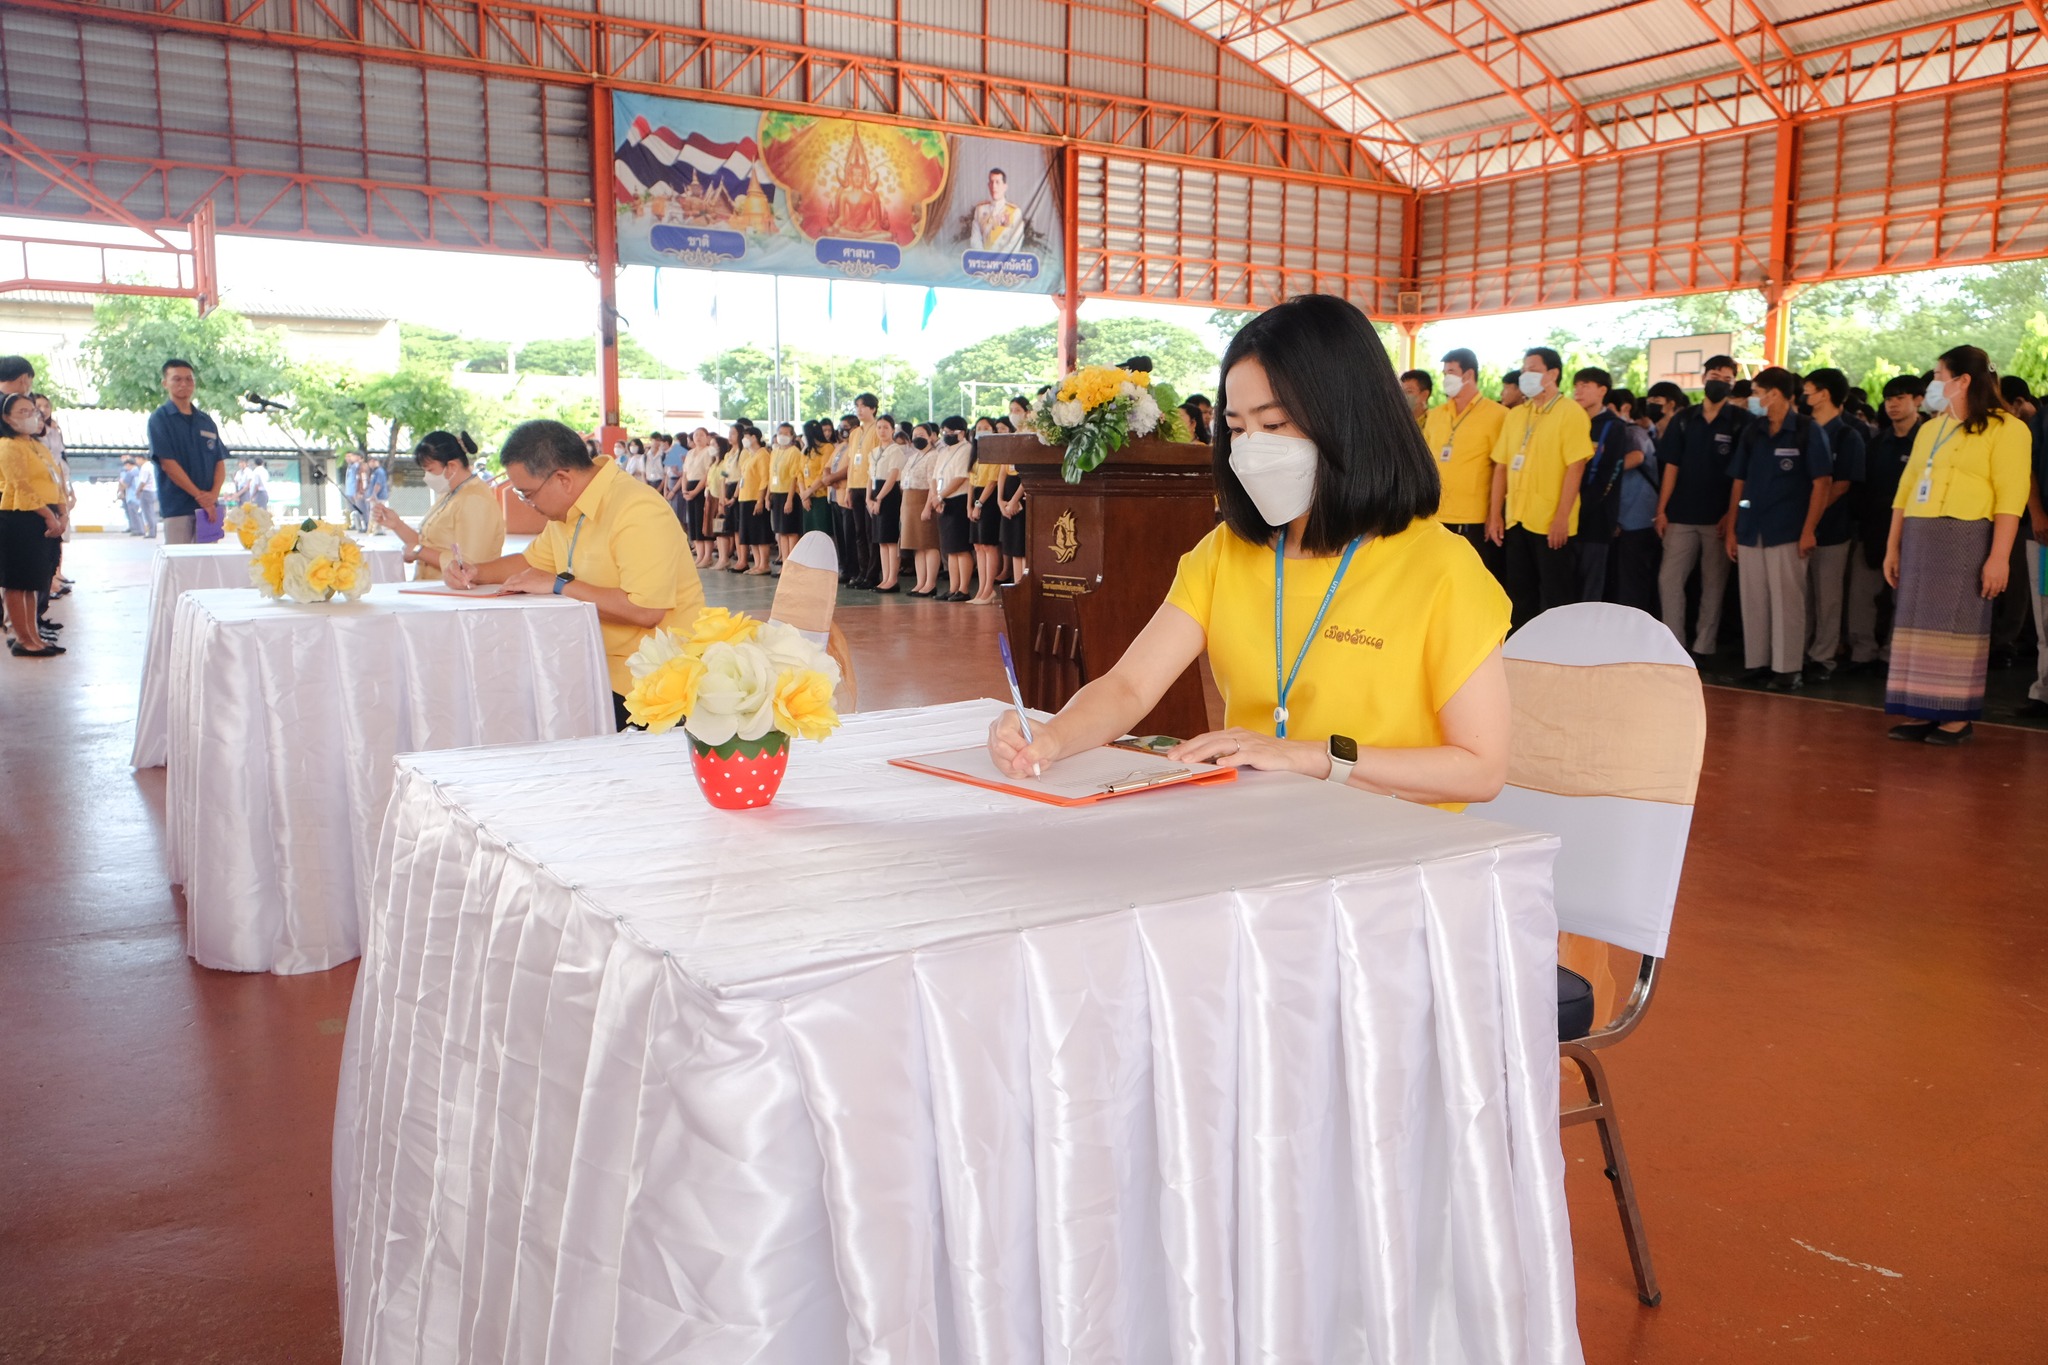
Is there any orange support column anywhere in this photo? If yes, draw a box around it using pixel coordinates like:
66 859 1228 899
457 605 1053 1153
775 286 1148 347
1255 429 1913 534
1055 143 1082 374
591 85 626 451
1761 121 1798 367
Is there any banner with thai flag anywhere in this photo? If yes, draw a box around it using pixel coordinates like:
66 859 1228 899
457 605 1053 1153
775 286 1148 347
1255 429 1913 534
610 91 1064 295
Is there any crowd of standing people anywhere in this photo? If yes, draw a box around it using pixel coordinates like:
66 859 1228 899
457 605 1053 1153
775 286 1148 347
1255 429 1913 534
619 392 1034 604
1399 342 2046 743
0 357 73 658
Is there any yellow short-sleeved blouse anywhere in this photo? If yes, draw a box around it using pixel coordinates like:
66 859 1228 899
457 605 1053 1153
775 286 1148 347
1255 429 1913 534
1165 519 1511 810
1892 411 2031 522
412 472 506 583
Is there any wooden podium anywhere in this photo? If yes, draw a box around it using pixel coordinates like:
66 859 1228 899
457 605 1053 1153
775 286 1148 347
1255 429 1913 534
976 431 1216 740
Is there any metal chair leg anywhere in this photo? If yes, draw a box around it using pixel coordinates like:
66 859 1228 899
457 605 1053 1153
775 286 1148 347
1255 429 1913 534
1562 1041 1663 1307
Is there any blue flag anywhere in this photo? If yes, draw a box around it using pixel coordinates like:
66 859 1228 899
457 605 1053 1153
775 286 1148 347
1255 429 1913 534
881 293 890 335
652 267 662 313
827 280 835 321
922 287 937 329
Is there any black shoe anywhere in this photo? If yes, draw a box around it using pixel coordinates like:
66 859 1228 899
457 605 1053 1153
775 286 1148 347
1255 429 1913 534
9 640 63 657
873 583 901 594
50 586 71 600
1842 658 1881 676
1738 666 1772 685
37 619 61 632
1888 721 1935 742
1923 723 1975 746
909 588 937 598
1803 661 1836 684
1764 671 1804 692
944 591 969 602
2014 699 2048 719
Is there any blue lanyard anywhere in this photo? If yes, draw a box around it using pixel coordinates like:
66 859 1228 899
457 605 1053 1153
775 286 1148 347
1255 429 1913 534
565 513 585 573
1920 418 1961 482
1272 533 1365 738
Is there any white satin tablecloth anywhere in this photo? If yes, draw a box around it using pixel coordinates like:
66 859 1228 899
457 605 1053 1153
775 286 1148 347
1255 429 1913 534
336 699 1583 1365
167 584 612 975
133 541 408 767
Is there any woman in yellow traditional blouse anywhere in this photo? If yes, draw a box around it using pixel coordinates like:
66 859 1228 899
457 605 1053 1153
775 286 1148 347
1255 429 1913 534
371 431 506 582
0 392 67 656
1880 345 2031 744
988 294 1513 809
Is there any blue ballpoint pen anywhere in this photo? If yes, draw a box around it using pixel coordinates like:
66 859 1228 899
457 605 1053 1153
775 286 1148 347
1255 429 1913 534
997 633 1035 745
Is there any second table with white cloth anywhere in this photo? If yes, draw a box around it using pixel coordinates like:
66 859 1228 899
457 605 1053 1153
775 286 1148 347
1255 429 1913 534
166 583 614 975
132 540 408 767
336 698 1585 1364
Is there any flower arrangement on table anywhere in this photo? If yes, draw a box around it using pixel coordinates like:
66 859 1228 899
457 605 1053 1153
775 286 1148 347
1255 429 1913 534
223 500 275 550
248 518 371 604
1028 364 1193 482
622 607 843 809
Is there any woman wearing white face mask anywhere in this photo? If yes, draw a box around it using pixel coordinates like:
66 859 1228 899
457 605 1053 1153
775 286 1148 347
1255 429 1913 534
987 293 1514 810
1880 345 2031 744
373 430 505 582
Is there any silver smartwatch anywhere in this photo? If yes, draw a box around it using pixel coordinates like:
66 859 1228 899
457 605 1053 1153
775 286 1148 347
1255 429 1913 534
1326 734 1358 785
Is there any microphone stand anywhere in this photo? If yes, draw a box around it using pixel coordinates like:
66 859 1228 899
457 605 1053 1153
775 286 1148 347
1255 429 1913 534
243 398 341 524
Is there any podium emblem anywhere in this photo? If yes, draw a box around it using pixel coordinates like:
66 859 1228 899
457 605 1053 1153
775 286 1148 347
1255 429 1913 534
1050 508 1079 564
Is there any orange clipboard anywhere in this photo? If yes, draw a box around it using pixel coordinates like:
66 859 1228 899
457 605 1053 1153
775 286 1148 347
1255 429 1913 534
889 743 1237 808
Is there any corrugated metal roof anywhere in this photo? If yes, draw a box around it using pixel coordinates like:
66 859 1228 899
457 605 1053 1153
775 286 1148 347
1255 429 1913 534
0 289 395 324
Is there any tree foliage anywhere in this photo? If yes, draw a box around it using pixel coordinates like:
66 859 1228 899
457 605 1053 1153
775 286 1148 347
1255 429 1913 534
928 316 1220 419
399 323 511 374
14 353 77 409
517 333 680 379
696 346 923 420
83 296 292 413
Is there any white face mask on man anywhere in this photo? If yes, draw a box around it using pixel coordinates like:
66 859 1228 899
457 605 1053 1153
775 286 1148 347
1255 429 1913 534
1516 371 1546 399
1228 430 1320 526
1441 373 1464 398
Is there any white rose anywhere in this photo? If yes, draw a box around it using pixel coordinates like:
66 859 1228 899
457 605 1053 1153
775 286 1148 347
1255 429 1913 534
298 529 342 563
1051 399 1086 427
281 557 318 603
686 641 779 746
626 626 687 682
756 621 841 689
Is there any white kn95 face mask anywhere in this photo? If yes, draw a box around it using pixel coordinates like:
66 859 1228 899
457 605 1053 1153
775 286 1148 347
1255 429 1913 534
1229 430 1320 526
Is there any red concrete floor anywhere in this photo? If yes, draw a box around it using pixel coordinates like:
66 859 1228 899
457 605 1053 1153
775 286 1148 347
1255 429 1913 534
2 534 2043 1362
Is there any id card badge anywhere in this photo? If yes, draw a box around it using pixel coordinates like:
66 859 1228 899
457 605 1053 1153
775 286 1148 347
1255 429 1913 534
1915 473 1932 503
1511 453 1526 472
1438 444 1454 464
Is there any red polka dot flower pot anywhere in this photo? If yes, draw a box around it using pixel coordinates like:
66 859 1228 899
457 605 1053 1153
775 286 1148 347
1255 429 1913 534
690 731 792 810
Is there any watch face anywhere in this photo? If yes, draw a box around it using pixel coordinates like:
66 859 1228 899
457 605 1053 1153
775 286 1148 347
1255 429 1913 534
1330 734 1359 763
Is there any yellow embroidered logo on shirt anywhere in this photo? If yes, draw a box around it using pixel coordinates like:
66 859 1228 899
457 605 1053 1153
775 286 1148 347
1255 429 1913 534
1322 625 1384 649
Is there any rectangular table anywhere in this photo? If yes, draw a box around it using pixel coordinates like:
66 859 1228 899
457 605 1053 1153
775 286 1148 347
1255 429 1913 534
336 700 1584 1364
133 541 409 767
167 583 613 975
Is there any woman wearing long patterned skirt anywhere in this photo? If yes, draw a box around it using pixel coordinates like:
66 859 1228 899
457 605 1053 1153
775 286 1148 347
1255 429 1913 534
1881 345 2031 745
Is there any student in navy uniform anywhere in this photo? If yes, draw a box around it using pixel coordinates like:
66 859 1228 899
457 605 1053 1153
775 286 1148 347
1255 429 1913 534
146 358 228 545
1569 366 1630 602
1800 367 1867 682
1654 355 1747 660
1606 387 1663 615
1846 375 1925 673
1725 366 1834 691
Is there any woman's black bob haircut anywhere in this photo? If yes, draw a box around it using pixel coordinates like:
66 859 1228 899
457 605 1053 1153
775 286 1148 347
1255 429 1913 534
1212 293 1439 553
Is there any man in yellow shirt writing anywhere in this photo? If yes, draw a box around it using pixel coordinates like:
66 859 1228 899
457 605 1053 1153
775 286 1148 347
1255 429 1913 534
449 419 706 730
1422 346 1507 577
1488 345 1593 628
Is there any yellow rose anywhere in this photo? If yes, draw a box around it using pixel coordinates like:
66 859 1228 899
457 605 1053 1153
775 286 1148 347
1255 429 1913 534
307 558 339 593
771 668 840 742
625 655 704 733
687 606 761 651
332 564 363 596
237 521 259 550
339 541 365 565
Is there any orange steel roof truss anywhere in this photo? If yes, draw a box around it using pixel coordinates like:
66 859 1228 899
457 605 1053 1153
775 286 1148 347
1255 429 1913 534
3 0 2045 319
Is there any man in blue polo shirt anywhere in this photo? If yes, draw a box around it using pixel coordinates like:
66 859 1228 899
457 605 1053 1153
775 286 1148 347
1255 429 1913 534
1654 354 1748 660
1725 366 1833 691
1800 368 1867 682
147 358 228 543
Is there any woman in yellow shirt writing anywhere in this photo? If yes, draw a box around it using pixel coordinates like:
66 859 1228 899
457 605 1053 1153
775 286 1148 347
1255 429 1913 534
1880 345 2031 744
988 294 1513 808
370 430 507 582
0 392 67 656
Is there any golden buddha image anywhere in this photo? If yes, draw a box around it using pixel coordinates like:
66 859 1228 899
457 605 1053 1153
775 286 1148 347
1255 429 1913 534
760 114 948 247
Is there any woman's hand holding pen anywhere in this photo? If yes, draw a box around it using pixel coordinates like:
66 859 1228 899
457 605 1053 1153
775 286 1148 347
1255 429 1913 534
988 711 1063 778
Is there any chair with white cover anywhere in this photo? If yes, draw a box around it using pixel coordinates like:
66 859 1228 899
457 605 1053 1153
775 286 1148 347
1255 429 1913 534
1467 602 1706 1308
770 530 859 712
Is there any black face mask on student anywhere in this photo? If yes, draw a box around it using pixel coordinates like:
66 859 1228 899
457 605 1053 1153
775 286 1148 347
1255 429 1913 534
912 436 929 449
1702 380 1731 403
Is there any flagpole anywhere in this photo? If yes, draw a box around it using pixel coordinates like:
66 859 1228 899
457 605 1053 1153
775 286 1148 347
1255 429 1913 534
772 274 784 425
